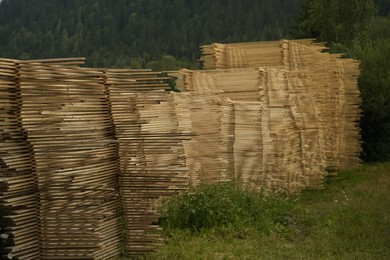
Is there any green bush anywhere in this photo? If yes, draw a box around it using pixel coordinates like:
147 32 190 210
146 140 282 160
159 182 296 233
325 39 390 161
348 40 390 161
295 0 390 161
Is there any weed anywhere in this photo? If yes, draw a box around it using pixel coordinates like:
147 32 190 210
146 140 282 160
158 181 299 236
145 163 390 259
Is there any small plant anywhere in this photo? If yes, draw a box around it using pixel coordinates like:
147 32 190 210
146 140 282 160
0 232 8 254
158 182 297 234
116 208 130 259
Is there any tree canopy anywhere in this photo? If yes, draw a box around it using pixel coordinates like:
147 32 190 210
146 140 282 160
0 0 304 68
297 0 376 45
296 0 390 161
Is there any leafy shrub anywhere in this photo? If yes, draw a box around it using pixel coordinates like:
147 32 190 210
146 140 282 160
348 40 390 161
295 0 390 161
159 182 296 233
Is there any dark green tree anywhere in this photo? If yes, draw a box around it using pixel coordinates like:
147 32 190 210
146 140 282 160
0 0 306 67
350 40 390 161
296 0 390 161
297 0 376 46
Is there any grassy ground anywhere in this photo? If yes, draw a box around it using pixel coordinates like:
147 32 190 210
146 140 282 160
140 162 390 259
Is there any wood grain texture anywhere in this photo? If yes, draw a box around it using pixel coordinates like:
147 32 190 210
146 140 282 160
1 60 188 259
1 39 361 258
199 39 361 171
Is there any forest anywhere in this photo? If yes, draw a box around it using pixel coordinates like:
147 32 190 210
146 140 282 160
0 0 305 68
0 0 389 161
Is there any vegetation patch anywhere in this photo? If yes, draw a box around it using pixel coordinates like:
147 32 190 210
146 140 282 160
159 182 297 234
136 163 390 259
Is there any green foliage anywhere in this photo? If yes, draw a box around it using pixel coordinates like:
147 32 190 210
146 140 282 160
159 182 295 233
118 215 130 258
0 0 305 68
369 16 390 39
297 0 376 45
296 0 390 161
145 55 199 71
374 0 390 16
349 40 390 161
146 163 390 259
332 39 390 162
0 233 7 257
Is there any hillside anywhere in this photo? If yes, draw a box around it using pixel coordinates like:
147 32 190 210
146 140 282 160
0 0 305 68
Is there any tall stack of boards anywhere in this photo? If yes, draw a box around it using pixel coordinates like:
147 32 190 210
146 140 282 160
0 39 361 259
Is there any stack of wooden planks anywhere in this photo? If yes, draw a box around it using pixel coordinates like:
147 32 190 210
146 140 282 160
0 58 41 260
18 60 122 259
107 71 190 254
0 38 362 258
176 68 319 191
1 59 190 259
201 40 286 70
284 40 361 169
172 93 234 185
199 39 361 171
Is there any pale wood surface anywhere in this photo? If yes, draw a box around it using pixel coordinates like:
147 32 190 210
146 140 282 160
199 39 361 170
1 59 187 259
1 39 361 259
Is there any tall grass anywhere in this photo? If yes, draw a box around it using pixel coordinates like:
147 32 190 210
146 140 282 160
142 163 390 259
159 182 296 234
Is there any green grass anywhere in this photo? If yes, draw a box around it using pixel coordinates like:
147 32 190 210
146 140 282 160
139 163 390 259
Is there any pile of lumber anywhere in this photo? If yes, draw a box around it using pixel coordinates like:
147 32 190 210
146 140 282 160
1 58 41 260
19 60 122 260
200 41 285 69
108 74 190 253
173 93 234 185
174 39 360 190
0 39 362 259
176 68 322 191
0 59 189 259
199 39 361 170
